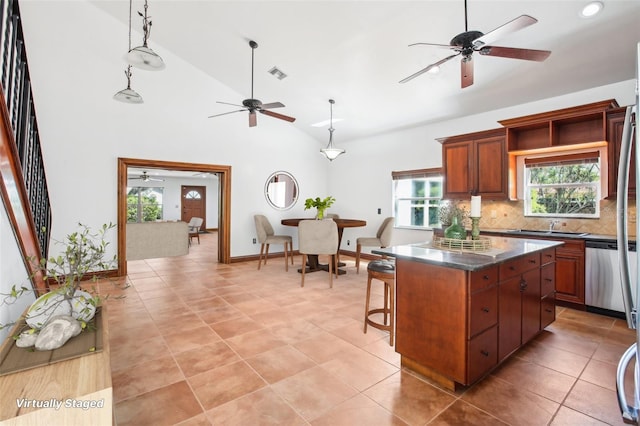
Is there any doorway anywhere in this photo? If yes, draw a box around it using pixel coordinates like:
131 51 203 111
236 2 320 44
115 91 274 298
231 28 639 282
117 158 231 276
181 185 207 229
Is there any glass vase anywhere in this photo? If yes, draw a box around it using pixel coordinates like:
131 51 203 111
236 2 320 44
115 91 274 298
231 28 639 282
444 216 467 240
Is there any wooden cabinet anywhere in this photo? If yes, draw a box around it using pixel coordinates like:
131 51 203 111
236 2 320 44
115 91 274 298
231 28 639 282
481 231 585 309
555 239 585 307
439 128 508 200
395 246 556 390
499 99 619 152
607 107 635 199
498 252 541 361
540 248 556 328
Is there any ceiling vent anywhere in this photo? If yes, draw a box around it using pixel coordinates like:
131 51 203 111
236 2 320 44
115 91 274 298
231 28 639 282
268 66 288 80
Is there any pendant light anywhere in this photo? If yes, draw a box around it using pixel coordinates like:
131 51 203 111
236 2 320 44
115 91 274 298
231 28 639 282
126 0 165 70
114 0 143 103
320 99 346 161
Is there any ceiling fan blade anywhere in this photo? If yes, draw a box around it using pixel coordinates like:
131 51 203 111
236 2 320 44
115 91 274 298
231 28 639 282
399 53 459 84
208 109 246 118
472 15 538 49
260 109 296 122
478 46 551 61
249 110 257 127
216 101 245 108
260 102 285 109
461 56 474 88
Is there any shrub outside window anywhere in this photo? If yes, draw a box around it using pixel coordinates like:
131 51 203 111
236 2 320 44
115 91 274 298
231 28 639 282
524 152 600 218
127 187 164 223
393 168 443 228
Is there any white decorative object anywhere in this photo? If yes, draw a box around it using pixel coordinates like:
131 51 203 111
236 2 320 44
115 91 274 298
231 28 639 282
26 289 96 330
470 195 482 217
15 330 38 348
34 315 82 351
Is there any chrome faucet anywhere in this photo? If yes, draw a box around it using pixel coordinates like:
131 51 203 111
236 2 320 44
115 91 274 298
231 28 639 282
549 220 560 231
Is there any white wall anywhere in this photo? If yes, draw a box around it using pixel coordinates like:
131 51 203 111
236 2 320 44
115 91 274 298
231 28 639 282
0 195 35 342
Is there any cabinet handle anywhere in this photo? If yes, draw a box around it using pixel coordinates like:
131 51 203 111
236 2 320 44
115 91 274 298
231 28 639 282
509 266 516 271
545 254 553 258
519 279 527 291
545 308 553 313
544 278 553 282
480 350 489 357
481 307 490 313
528 259 537 264
483 275 490 280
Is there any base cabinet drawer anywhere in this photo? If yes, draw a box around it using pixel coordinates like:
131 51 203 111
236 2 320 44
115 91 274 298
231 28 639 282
541 294 556 329
467 325 498 383
469 286 498 338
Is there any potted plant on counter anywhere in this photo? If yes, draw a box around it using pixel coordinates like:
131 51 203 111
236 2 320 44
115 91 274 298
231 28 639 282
304 196 336 220
1 223 121 352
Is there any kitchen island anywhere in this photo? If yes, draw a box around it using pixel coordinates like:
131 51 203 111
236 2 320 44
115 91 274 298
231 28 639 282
374 236 563 391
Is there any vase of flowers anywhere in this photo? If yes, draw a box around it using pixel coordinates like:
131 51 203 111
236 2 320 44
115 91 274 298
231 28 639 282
304 196 336 220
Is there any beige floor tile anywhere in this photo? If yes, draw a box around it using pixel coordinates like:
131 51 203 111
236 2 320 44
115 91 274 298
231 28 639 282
245 345 316 383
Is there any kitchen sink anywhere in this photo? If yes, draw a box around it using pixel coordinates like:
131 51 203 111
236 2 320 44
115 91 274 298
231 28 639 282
506 229 590 237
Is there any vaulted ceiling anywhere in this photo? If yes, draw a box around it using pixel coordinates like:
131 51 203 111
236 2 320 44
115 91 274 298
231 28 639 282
51 1 640 143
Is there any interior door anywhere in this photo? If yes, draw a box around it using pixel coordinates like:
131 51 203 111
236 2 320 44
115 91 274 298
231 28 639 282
181 185 206 229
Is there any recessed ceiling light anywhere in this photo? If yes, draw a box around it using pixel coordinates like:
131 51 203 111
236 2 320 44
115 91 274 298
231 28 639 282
580 1 603 18
311 118 344 128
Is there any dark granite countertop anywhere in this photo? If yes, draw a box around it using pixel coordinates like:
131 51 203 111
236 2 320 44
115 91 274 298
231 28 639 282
373 235 563 271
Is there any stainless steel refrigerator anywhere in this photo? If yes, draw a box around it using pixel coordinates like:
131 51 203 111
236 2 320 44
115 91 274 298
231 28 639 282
616 41 640 424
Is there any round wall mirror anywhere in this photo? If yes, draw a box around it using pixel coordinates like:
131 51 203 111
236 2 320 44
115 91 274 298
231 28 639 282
265 171 298 210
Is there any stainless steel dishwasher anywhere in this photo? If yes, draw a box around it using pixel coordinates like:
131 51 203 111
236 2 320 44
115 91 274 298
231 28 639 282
585 239 637 318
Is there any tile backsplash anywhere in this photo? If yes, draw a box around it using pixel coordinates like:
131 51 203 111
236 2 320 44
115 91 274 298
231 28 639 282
455 199 635 237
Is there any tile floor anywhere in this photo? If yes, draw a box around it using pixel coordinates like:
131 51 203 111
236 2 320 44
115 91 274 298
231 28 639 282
102 232 637 425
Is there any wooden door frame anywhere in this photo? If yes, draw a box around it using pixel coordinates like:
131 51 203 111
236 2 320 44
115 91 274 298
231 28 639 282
117 157 231 276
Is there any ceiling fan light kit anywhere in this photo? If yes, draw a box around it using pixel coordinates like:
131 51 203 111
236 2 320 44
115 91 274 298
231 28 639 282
400 0 551 88
320 99 346 162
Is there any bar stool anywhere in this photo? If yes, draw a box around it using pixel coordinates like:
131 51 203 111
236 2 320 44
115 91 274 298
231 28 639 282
363 259 395 346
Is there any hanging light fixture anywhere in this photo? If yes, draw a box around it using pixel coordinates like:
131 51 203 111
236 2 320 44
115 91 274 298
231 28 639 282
114 0 143 103
320 99 346 161
126 0 165 70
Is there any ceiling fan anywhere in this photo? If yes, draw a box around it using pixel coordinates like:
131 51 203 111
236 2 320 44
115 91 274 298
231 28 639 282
209 40 296 127
128 171 164 182
400 0 551 88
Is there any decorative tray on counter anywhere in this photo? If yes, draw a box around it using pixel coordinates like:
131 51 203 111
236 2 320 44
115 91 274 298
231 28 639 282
432 236 492 252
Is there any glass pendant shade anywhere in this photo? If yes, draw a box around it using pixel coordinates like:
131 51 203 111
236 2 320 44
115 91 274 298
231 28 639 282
113 87 143 104
126 45 165 70
320 145 345 161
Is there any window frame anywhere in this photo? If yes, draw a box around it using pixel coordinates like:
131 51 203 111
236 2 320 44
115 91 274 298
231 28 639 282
522 151 601 219
392 168 443 230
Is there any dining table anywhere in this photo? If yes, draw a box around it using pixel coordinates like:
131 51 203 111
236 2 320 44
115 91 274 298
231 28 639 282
281 218 366 275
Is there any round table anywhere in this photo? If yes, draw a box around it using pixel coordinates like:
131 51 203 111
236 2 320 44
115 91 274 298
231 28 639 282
282 218 366 274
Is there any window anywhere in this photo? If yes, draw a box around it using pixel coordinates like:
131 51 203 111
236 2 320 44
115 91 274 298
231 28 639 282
127 187 164 223
392 168 443 228
524 152 600 218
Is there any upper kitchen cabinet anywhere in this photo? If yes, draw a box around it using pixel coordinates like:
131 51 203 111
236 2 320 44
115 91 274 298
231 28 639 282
499 100 619 152
438 128 508 200
607 106 635 199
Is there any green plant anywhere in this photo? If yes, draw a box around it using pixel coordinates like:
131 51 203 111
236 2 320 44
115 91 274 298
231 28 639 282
304 196 335 219
1 222 124 337
437 201 469 226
